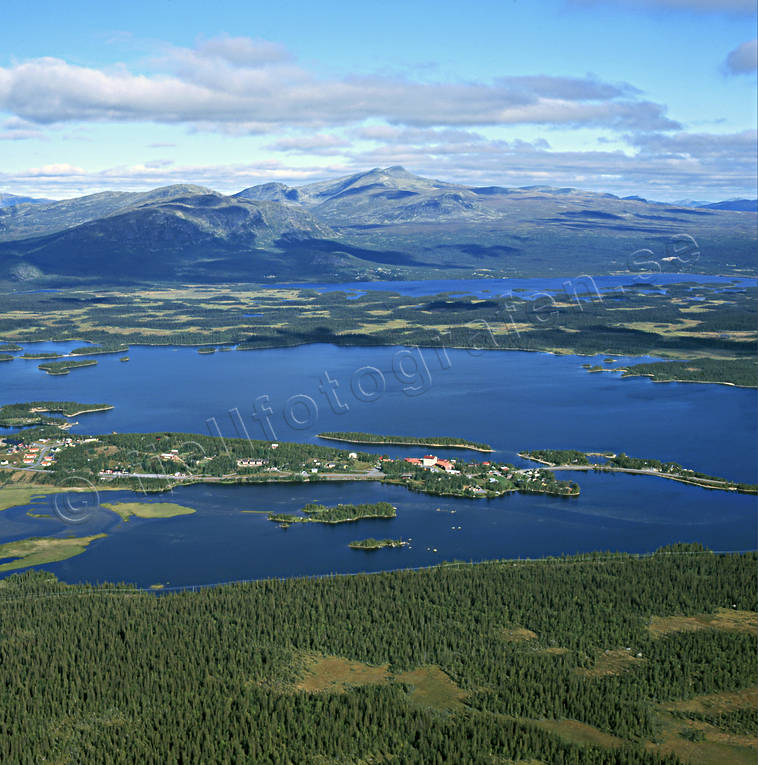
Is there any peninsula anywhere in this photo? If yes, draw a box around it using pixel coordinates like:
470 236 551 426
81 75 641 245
0 401 113 427
0 533 107 572
519 449 758 494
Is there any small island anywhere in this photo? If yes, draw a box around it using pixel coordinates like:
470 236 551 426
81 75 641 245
318 431 493 452
100 501 196 521
268 501 397 525
348 538 408 550
38 359 98 375
0 354 13 362
197 347 216 354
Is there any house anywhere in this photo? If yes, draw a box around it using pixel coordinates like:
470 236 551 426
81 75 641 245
348 452 358 459
436 459 454 472
404 457 422 466
422 455 438 467
237 458 264 468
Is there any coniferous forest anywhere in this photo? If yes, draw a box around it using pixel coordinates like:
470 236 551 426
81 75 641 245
0 546 755 763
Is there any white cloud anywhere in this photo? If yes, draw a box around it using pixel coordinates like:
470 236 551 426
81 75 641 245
0 38 679 132
725 39 758 74
26 163 87 176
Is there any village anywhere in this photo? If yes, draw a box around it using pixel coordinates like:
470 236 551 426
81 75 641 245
0 436 79 470
381 452 579 499
0 427 579 500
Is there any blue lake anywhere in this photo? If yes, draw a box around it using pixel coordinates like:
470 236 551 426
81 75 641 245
1 343 755 480
2 473 755 589
1 283 756 585
282 274 756 299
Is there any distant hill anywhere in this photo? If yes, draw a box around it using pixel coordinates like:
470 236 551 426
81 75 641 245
0 184 216 242
1 168 755 285
698 199 757 212
0 193 54 208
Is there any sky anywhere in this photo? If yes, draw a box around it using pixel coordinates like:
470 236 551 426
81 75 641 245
0 0 756 201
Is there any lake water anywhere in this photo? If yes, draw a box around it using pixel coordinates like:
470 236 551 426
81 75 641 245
1 278 756 586
283 274 757 299
1 343 755 480
2 473 755 589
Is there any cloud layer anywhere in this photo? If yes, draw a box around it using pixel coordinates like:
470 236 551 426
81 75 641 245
0 37 679 132
0 35 753 201
1 126 754 201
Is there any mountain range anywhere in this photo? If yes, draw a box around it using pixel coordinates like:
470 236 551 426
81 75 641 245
1 167 755 285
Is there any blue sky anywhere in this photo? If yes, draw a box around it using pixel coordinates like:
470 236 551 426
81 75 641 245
1 0 755 200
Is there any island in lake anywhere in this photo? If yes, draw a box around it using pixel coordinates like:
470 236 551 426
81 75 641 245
38 359 98 376
318 431 493 452
100 501 197 521
349 538 408 550
268 502 397 525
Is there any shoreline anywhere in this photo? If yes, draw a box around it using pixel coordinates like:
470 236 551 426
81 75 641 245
4 547 752 592
63 406 114 417
619 371 748 389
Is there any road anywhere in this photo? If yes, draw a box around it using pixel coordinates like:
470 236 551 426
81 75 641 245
529 464 739 490
97 468 385 483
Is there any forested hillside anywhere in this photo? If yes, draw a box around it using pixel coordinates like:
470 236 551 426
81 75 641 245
0 548 754 763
